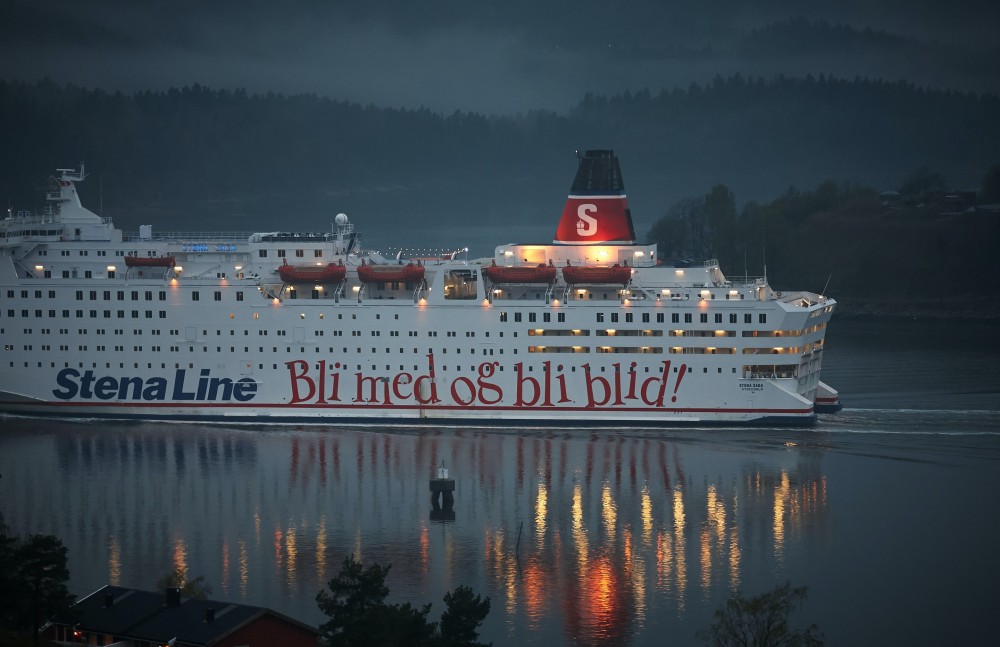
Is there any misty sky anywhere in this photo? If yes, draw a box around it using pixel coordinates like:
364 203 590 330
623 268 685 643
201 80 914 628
3 0 997 113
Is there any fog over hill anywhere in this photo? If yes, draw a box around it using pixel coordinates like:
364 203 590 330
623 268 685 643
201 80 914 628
1 1 997 113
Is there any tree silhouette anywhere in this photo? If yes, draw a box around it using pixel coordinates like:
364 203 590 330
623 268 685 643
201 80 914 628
316 555 491 647
980 163 1000 203
0 513 19 631
155 567 213 600
898 167 946 201
704 184 738 271
15 534 75 647
439 585 491 647
699 581 823 646
316 557 402 646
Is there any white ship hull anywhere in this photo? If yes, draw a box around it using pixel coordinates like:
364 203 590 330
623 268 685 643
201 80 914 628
0 153 837 427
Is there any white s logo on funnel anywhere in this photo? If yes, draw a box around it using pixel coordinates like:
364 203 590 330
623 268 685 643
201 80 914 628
577 204 598 236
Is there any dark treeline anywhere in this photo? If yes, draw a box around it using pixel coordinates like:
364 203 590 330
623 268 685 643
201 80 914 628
646 176 1000 308
2 75 997 229
1 76 998 307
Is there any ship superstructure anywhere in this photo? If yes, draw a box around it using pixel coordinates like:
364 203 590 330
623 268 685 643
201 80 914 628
0 152 839 425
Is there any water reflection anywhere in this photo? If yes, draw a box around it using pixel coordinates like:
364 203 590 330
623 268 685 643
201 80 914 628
1 422 830 645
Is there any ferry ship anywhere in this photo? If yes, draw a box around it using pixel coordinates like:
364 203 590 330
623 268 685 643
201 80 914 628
0 151 840 426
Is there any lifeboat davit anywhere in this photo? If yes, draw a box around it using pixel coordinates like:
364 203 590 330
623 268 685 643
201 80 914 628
278 260 347 283
482 262 557 285
561 262 632 286
124 255 175 268
356 261 425 284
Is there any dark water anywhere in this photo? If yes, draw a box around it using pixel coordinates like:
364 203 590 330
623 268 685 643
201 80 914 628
1 319 998 646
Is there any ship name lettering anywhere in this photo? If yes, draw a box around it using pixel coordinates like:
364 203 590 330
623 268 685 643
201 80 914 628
52 368 257 402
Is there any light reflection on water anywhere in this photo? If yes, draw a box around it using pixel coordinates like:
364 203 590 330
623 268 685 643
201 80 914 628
0 420 836 646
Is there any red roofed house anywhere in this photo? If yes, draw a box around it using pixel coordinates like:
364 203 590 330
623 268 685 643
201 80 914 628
42 585 318 647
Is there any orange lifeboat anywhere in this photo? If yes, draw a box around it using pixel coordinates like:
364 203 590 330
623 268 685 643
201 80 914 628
124 255 175 268
482 261 557 284
356 261 425 284
561 262 632 286
278 260 347 283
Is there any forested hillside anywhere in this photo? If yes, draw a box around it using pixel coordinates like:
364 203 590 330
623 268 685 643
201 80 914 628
646 178 1000 315
1 76 998 307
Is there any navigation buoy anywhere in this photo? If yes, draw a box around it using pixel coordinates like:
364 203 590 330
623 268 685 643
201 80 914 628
429 461 456 522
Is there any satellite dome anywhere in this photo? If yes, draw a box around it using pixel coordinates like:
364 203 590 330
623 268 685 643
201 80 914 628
335 213 349 225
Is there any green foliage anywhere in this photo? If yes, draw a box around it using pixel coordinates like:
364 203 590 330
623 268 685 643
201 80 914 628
316 556 491 647
647 197 701 259
699 582 823 646
11 533 75 646
646 184 739 269
439 586 491 647
899 167 947 199
981 164 1000 203
155 568 213 600
1 76 998 238
0 513 19 630
704 184 738 270
316 557 395 646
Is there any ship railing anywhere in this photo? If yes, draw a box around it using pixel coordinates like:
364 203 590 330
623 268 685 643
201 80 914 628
723 275 766 288
624 285 658 302
777 291 828 308
0 212 60 227
122 231 254 242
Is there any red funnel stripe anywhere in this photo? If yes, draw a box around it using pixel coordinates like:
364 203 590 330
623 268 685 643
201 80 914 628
553 150 637 244
554 195 635 244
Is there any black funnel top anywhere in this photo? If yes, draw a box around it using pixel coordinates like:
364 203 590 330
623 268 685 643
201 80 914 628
570 150 625 194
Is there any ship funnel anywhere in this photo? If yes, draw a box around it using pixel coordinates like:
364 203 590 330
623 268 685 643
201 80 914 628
554 149 636 244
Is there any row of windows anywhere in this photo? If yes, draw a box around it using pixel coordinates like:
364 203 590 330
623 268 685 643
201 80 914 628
38 249 322 260
528 346 665 354
14 289 774 328
52 250 119 257
258 249 324 258
6 344 812 358
499 310 769 325
522 345 814 357
69 289 249 303
16 329 160 336
10 362 798 379
596 312 767 324
14 361 707 375
500 312 567 323
6 345 501 356
3 323 811 346
7 309 168 319
75 290 169 301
